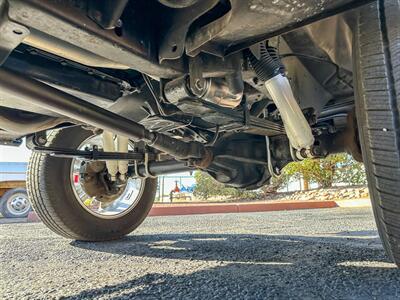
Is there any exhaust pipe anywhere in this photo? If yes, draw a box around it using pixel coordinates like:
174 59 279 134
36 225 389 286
0 68 207 161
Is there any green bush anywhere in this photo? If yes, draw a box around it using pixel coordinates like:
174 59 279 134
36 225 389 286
193 171 257 200
194 154 366 199
282 153 366 188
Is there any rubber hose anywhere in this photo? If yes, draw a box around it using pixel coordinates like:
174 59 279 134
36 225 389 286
247 42 283 81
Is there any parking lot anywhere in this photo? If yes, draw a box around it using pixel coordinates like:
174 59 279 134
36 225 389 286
2 207 400 299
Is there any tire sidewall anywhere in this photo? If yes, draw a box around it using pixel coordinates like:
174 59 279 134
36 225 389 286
31 127 156 241
0 188 30 218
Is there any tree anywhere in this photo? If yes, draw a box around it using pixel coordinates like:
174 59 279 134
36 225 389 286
334 154 367 185
194 154 367 200
193 171 226 200
282 154 366 189
193 171 257 200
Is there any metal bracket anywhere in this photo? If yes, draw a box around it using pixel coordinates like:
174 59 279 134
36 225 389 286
0 0 30 65
158 0 218 62
185 5 232 57
134 152 156 178
87 0 128 30
25 131 47 150
265 136 280 178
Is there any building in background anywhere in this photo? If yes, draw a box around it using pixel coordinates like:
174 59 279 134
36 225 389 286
0 140 31 163
157 173 196 202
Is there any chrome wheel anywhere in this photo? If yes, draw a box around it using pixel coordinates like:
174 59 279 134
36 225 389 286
6 193 30 217
70 135 144 219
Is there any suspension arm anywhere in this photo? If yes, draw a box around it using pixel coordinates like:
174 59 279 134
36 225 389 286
0 68 207 161
31 145 158 161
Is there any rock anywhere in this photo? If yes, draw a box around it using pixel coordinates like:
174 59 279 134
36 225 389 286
263 185 369 202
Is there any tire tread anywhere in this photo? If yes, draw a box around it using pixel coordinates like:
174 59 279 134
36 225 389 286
27 129 157 241
356 0 400 265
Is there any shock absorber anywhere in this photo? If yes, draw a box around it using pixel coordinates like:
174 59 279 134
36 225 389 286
102 131 129 181
248 42 314 152
102 131 118 181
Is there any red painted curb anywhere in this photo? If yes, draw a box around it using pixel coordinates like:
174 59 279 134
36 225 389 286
148 201 338 216
25 201 338 222
27 211 41 222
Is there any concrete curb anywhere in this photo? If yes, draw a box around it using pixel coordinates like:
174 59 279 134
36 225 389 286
335 198 371 208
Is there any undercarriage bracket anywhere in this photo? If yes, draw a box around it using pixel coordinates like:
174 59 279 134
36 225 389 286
158 0 219 62
0 0 29 65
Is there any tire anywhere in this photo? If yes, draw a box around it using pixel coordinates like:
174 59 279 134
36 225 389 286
0 188 31 218
354 0 400 265
27 127 157 241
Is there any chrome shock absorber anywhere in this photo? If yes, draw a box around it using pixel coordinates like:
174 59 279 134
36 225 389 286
102 131 129 181
248 42 314 154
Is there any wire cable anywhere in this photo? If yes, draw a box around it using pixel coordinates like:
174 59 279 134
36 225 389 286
142 74 166 116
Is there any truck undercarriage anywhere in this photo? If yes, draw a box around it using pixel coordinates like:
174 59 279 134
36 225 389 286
0 0 367 187
3 0 400 266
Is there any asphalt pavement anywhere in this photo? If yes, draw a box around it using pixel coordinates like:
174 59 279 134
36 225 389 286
1 207 400 299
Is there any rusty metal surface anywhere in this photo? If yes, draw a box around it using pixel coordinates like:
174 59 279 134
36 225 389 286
158 0 219 62
8 0 183 77
185 4 233 57
210 0 371 55
0 0 29 65
7 0 370 75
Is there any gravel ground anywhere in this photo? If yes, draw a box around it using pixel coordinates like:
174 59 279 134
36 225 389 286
1 207 400 299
